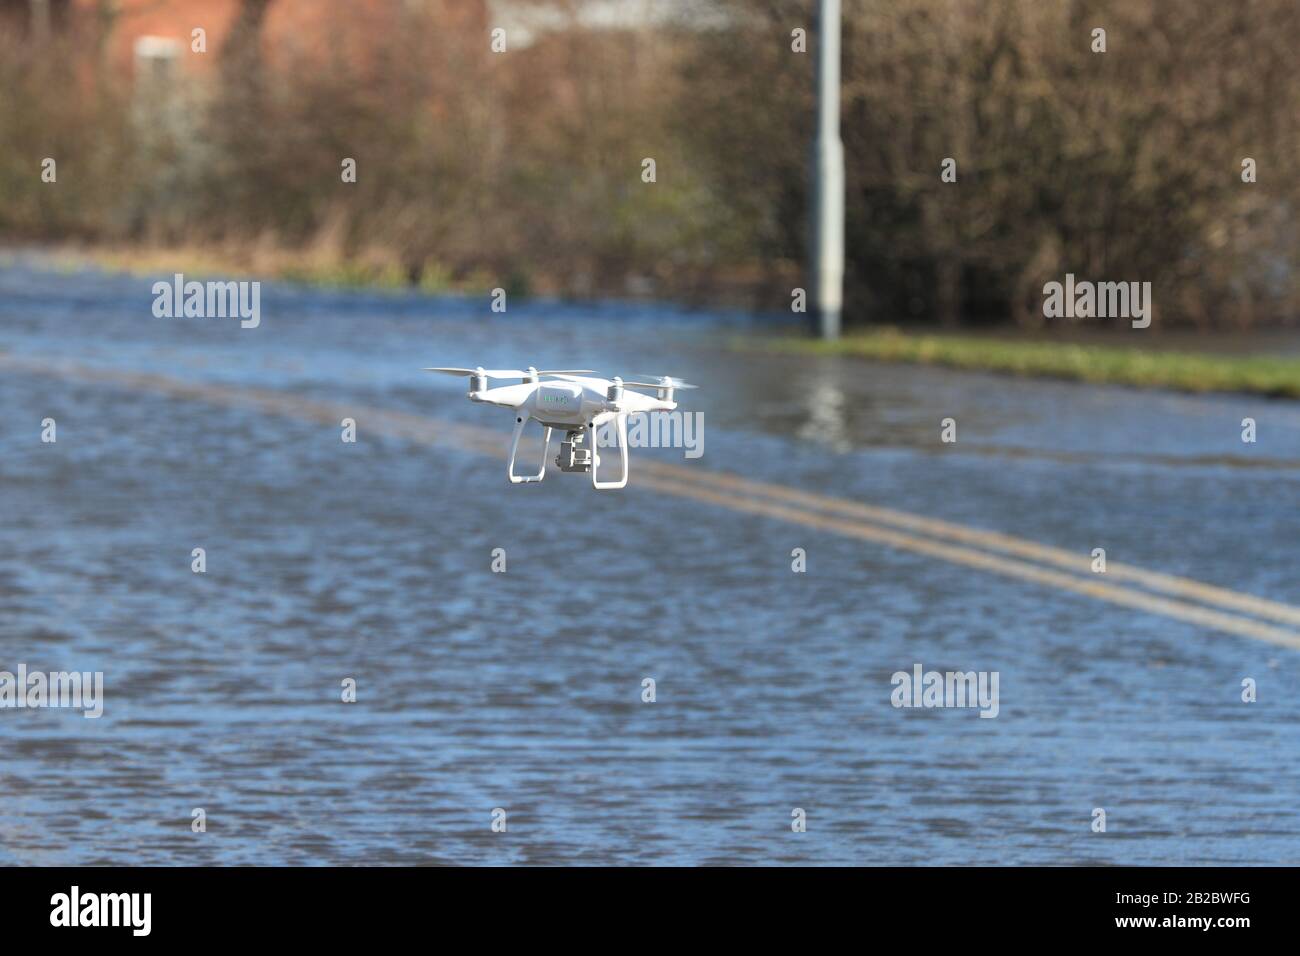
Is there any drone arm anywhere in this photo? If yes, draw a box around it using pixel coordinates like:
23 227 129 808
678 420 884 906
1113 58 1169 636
507 417 551 484
589 413 629 490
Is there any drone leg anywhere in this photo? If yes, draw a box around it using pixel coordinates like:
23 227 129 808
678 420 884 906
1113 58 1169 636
507 417 551 484
590 414 629 490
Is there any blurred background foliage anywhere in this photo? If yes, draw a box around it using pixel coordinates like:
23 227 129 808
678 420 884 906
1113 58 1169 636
0 0 1296 328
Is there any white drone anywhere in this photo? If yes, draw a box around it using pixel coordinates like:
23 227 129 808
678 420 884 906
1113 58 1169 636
424 366 697 489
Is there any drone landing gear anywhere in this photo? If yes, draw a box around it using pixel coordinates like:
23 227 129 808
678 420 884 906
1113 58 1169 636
507 416 551 484
589 415 628 490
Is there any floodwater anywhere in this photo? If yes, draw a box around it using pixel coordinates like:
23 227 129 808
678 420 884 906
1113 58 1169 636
1 258 1298 865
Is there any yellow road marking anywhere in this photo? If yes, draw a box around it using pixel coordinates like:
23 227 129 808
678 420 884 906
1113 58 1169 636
6 355 1298 649
634 475 1300 649
636 462 1300 629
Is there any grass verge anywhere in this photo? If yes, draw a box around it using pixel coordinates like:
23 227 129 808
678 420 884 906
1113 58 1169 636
755 328 1300 399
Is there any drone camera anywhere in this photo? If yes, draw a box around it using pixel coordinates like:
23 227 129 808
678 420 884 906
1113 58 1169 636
556 429 593 473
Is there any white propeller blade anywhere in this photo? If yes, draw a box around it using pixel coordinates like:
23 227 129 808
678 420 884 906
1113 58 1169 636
624 375 699 390
422 367 596 378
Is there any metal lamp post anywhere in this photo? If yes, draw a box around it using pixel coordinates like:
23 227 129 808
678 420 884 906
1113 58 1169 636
810 0 845 339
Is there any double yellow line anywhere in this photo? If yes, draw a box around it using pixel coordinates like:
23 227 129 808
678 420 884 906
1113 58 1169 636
636 467 1300 648
8 354 1298 649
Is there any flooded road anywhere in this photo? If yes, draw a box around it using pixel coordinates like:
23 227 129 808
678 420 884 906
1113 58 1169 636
2 259 1298 865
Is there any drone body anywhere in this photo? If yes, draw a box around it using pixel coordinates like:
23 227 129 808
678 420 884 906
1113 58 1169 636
424 367 696 489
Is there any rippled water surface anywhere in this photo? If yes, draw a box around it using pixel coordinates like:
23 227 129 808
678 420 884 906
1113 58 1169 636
2 259 1299 865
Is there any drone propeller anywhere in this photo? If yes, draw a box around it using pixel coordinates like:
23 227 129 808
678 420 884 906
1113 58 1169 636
623 374 699 390
423 367 596 379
